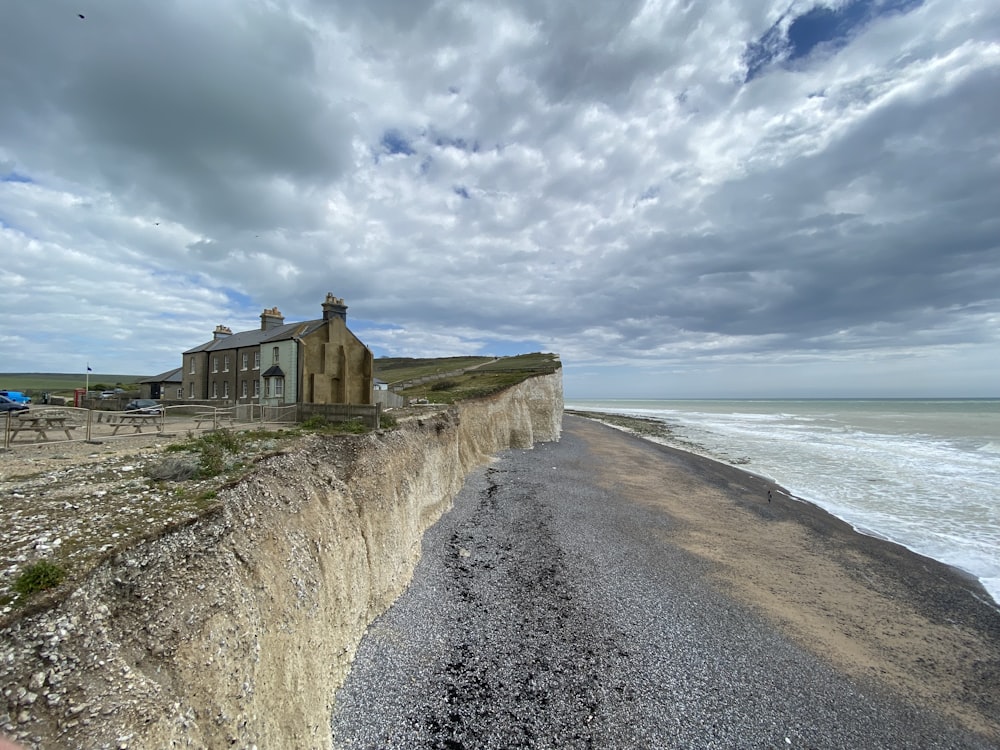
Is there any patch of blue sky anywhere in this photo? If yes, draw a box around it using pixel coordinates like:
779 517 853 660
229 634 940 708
2 171 33 183
354 320 404 331
222 288 257 310
381 129 415 156
453 186 471 199
744 0 924 82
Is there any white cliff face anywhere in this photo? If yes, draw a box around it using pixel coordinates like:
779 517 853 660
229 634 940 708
0 372 563 750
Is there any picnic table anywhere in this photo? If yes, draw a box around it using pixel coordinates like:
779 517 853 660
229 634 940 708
193 411 235 429
8 411 77 442
110 412 163 435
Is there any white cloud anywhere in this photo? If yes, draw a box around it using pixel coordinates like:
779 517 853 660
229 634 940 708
1 0 998 396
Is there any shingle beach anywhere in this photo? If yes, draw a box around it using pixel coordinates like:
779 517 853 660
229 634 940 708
331 415 1000 749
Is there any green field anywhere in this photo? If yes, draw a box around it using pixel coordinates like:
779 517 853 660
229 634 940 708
0 373 146 396
382 353 561 404
373 356 494 385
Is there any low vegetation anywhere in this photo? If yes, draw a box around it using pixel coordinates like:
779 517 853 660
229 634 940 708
373 357 494 386
394 353 561 404
13 560 66 599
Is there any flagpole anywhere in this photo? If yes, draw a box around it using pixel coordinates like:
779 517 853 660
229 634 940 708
86 364 90 394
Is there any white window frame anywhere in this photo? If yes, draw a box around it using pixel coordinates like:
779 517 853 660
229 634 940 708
253 380 260 398
253 351 260 370
211 382 218 399
241 380 248 398
272 346 280 364
223 355 230 373
241 353 248 371
188 357 195 374
212 357 218 373
274 378 284 397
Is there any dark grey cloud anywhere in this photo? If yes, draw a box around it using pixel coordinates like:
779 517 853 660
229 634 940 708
0 1 351 233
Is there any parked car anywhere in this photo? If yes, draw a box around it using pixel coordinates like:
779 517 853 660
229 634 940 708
124 399 162 414
0 390 31 404
0 394 29 413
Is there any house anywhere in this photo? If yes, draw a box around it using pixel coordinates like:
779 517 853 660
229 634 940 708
139 367 183 400
181 294 374 406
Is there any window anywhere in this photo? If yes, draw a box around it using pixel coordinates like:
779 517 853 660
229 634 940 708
241 380 247 398
241 353 248 371
253 351 260 370
188 357 195 374
264 379 270 397
223 381 230 398
189 383 195 398
177 387 183 399
274 378 284 397
212 357 218 373
272 346 280 364
223 355 230 372
211 382 218 399
253 380 260 398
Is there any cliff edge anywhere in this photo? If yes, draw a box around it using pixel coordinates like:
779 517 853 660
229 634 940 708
1 371 563 749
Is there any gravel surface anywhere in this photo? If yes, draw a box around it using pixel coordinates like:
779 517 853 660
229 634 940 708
330 419 996 749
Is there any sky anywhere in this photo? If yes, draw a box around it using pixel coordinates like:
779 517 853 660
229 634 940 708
1 0 998 399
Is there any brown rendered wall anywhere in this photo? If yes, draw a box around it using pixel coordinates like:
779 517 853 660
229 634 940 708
300 318 374 405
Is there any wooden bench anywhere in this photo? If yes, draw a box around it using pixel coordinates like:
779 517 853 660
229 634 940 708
110 412 163 435
193 412 235 429
9 413 78 442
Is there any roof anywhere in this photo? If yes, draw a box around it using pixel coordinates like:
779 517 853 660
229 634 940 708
140 367 183 384
261 365 285 378
183 318 327 355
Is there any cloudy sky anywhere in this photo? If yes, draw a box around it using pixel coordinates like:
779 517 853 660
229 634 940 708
2 0 998 398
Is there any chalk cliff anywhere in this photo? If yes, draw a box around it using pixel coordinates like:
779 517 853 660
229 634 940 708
0 371 563 749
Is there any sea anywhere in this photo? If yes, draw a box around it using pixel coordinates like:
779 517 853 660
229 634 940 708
564 398 1000 607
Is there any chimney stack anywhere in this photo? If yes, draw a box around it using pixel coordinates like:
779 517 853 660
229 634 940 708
260 307 285 331
322 293 348 322
213 325 232 340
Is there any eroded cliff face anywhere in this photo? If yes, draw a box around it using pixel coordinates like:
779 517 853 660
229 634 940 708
0 371 563 750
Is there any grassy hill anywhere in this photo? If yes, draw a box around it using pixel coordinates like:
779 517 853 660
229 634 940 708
377 353 561 404
0 373 146 397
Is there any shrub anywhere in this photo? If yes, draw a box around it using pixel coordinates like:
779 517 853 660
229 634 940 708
379 412 398 429
147 455 201 481
430 379 457 391
14 560 66 597
198 441 227 477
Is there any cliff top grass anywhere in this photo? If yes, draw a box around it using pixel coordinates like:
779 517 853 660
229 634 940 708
374 357 495 385
394 352 561 404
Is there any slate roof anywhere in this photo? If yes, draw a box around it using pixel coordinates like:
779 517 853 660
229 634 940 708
183 318 327 355
139 367 182 384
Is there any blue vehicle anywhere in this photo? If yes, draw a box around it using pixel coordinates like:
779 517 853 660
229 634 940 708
0 390 31 404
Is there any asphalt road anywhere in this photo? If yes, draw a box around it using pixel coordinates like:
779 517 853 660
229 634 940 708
329 418 995 749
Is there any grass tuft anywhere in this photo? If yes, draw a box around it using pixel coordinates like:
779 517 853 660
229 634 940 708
14 560 66 598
